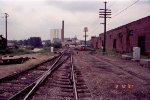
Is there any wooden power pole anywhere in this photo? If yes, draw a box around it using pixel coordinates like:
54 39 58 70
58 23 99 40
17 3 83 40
99 2 111 53
5 13 9 47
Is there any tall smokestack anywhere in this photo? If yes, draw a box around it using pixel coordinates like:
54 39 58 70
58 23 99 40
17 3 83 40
61 20 64 42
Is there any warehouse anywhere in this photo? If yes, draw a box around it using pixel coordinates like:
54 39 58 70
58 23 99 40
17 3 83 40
91 16 150 55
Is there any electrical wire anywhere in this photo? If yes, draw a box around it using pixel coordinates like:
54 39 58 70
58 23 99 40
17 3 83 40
90 0 140 37
90 1 117 35
111 0 140 19
107 0 140 25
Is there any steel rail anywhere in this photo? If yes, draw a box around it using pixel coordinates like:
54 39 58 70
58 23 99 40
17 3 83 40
23 50 69 100
9 82 35 100
71 53 78 100
8 54 62 100
8 50 67 100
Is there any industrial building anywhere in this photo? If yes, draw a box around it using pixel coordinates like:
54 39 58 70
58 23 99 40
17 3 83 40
50 29 61 43
50 21 64 46
91 16 150 55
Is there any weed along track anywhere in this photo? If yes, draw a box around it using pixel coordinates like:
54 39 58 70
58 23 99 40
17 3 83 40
0 49 91 100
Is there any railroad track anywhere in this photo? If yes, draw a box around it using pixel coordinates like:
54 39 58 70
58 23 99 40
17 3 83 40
70 52 91 100
0 49 91 100
32 51 91 100
0 49 67 100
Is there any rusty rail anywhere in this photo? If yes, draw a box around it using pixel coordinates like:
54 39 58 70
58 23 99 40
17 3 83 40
23 52 68 100
71 53 78 100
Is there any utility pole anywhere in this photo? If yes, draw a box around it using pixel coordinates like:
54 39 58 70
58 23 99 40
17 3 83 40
84 27 88 47
74 36 77 47
99 2 111 53
4 13 9 47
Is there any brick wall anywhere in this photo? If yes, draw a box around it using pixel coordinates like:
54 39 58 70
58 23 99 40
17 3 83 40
91 16 150 55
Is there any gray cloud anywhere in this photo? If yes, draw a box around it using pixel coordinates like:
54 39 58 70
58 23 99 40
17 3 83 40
46 1 101 13
14 5 23 13
0 0 149 40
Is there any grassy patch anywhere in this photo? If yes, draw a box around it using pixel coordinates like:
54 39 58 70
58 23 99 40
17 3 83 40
10 49 34 56
96 49 150 59
12 49 33 55
34 47 60 55
36 47 51 54
0 49 34 56
96 49 121 56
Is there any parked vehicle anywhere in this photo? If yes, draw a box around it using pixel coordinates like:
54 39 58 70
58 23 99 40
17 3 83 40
80 46 86 51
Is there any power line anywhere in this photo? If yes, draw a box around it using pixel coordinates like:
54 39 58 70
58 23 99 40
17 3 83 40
90 1 116 34
91 0 139 35
111 0 140 18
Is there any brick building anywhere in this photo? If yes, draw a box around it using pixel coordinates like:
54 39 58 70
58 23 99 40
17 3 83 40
91 36 98 48
91 16 150 55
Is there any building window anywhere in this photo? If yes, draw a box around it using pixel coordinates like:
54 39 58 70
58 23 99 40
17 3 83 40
118 33 123 38
102 40 104 47
129 30 133 35
110 35 112 39
127 29 133 36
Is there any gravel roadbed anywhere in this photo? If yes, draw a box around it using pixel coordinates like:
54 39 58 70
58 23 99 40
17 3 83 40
73 51 150 100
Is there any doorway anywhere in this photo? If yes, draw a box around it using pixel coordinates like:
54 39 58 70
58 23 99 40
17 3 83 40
113 39 117 49
138 36 145 54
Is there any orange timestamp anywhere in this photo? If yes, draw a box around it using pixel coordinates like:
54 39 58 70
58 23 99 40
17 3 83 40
114 84 134 89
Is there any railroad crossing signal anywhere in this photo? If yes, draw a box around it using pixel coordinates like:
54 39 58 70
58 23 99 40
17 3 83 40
99 2 111 53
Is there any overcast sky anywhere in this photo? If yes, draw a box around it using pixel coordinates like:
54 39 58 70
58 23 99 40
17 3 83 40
0 0 149 40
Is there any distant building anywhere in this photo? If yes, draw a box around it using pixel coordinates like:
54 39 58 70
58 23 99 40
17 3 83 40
50 29 62 48
63 38 80 47
50 29 61 43
42 40 51 47
28 37 42 48
16 37 42 48
91 16 150 55
7 42 16 49
90 37 98 48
